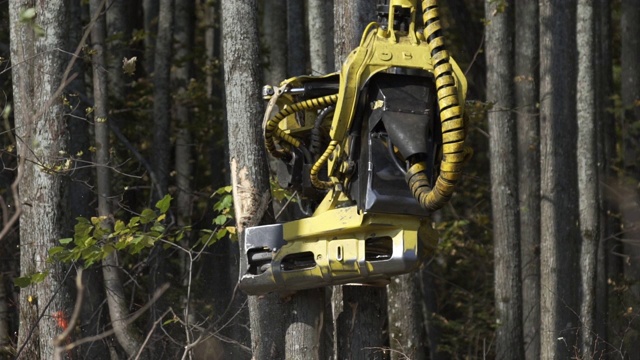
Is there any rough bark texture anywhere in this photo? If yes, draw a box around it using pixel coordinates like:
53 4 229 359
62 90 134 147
285 288 325 360
262 0 287 85
515 1 540 359
106 0 132 105
9 1 73 358
539 1 580 358
287 0 306 77
485 2 523 359
387 273 426 360
222 1 281 359
576 1 599 358
337 286 388 360
307 0 332 75
333 0 376 70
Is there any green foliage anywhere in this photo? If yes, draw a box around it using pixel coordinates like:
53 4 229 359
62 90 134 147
14 271 49 288
49 188 236 268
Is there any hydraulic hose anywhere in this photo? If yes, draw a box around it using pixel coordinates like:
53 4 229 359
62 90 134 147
264 94 339 159
405 0 469 211
310 140 338 190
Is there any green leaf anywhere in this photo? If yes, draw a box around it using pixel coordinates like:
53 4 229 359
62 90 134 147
14 276 31 288
31 272 48 284
19 8 36 22
140 208 157 224
155 194 172 214
49 246 65 256
114 220 126 233
213 214 227 226
59 238 72 245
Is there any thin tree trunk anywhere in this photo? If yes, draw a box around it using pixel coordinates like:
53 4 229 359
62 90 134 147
106 0 131 105
515 1 540 359
90 0 147 358
594 0 614 354
222 1 282 359
67 0 109 358
285 288 325 360
287 0 306 77
576 1 599 358
173 0 194 335
262 0 287 85
10 0 73 358
143 0 159 74
539 1 580 358
485 1 523 358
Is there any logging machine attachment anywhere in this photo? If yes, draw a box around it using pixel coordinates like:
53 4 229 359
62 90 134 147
239 0 470 295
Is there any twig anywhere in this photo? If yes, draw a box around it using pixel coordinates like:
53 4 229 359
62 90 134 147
133 308 172 360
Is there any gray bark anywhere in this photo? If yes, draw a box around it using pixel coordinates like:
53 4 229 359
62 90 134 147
143 0 159 74
387 273 427 360
307 0 333 75
620 0 640 308
337 286 388 360
515 1 540 359
539 0 580 358
594 0 614 353
262 0 287 85
222 1 281 359
90 0 147 358
9 0 73 358
67 0 108 358
576 1 599 358
333 0 376 69
285 288 325 360
332 2 386 359
106 0 131 104
287 0 306 77
485 1 523 359
152 0 174 195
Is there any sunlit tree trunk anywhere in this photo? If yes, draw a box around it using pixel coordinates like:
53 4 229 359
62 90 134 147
515 1 540 359
539 1 580 358
307 0 332 75
9 0 73 358
576 0 599 357
222 1 283 358
387 273 427 360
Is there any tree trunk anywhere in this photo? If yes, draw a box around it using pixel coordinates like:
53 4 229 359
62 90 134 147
106 0 132 105
67 0 109 358
485 1 523 358
285 288 325 360
387 273 426 360
539 1 580 358
287 0 306 77
576 1 599 357
332 2 386 359
307 0 332 75
90 0 148 358
594 0 614 353
143 0 159 74
515 1 540 359
222 1 282 359
9 1 73 358
261 0 287 85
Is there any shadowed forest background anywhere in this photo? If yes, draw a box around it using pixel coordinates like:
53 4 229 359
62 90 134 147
0 0 639 359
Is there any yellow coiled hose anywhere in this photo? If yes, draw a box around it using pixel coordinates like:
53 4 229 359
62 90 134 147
264 94 339 159
405 0 469 211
